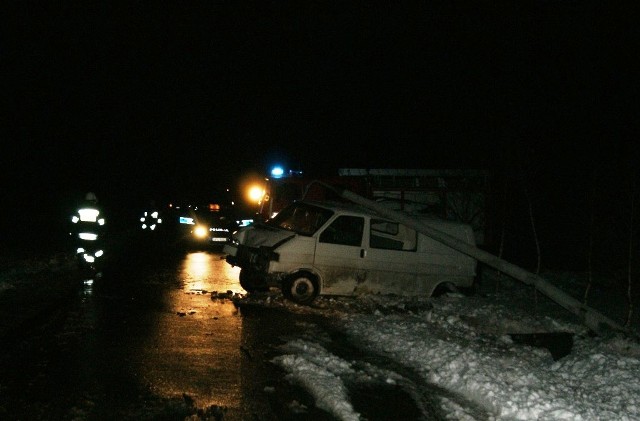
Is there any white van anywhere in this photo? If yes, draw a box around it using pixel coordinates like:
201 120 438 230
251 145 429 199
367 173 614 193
223 201 477 304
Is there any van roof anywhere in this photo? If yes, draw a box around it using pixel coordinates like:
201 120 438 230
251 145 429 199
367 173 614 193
299 200 378 215
299 200 471 230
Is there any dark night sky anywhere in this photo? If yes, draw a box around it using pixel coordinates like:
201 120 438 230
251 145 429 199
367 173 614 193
2 2 638 253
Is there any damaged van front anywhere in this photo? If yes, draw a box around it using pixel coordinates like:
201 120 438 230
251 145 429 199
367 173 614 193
223 201 477 305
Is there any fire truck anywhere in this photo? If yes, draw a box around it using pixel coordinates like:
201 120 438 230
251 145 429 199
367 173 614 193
256 168 491 246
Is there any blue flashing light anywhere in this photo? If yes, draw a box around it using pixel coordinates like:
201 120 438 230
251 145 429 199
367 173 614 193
271 166 285 178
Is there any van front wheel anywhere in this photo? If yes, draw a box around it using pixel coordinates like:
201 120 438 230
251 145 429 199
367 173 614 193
282 273 319 305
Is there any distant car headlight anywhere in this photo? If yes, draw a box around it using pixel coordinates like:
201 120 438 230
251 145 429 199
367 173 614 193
193 225 209 238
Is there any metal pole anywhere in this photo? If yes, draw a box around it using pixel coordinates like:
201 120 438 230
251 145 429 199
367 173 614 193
312 180 630 337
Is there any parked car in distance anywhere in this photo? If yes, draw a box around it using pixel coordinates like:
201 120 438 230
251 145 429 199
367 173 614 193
166 201 237 249
223 200 477 304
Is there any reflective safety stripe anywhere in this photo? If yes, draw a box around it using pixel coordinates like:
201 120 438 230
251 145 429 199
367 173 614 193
78 208 100 222
79 232 98 240
141 210 162 229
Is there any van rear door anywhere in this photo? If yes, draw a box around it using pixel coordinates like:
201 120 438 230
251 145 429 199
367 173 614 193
356 218 422 295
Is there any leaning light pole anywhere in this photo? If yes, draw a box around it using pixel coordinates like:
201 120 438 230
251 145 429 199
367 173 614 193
310 180 631 337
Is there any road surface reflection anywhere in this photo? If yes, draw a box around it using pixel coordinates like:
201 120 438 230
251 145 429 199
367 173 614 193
180 251 242 294
136 251 248 411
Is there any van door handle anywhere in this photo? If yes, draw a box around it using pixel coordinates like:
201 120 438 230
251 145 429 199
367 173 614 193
360 249 366 258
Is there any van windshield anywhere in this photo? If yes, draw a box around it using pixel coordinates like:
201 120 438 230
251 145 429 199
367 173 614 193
267 203 334 236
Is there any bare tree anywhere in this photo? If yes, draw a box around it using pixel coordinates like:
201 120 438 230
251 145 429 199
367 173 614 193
625 188 636 328
515 147 541 311
584 170 596 306
495 174 509 294
513 144 541 276
523 179 541 275
523 172 541 310
617 147 639 329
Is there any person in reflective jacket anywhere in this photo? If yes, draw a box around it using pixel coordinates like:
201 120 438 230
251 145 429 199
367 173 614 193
70 192 106 268
140 199 163 231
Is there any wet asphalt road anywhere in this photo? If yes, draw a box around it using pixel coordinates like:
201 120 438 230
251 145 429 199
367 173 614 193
0 237 477 420
0 241 342 420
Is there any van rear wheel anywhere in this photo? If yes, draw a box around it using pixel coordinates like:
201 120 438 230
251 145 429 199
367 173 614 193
282 273 319 305
239 269 269 293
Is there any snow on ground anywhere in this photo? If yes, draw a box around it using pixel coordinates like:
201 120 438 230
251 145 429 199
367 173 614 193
337 296 640 420
235 271 640 421
3 255 640 420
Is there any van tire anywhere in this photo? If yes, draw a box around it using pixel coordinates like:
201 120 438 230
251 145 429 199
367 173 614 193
282 273 319 305
239 269 269 293
432 282 458 297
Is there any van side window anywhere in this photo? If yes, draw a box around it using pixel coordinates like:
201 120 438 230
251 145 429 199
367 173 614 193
319 216 364 247
370 219 417 251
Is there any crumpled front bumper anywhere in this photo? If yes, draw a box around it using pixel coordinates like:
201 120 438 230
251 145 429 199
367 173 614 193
224 244 279 274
